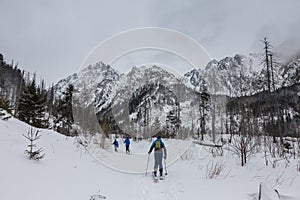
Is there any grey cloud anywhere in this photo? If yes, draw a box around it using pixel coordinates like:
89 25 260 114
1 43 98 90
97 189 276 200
1 0 300 83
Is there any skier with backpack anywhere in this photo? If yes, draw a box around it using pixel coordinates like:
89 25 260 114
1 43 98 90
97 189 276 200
148 135 167 180
124 137 131 154
112 138 119 152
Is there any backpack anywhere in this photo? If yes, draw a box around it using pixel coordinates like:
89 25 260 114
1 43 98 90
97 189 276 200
155 140 161 150
113 140 119 147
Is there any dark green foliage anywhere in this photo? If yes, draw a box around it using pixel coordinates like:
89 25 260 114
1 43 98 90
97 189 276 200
53 84 75 135
46 85 55 114
17 78 48 128
226 83 300 138
0 53 3 63
0 97 12 120
0 97 13 114
61 84 74 124
0 54 25 114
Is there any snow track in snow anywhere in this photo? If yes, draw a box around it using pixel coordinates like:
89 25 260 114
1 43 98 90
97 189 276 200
136 175 180 200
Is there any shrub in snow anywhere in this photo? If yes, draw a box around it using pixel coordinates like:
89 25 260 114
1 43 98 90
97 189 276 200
90 190 106 200
206 160 226 179
269 156 291 169
23 127 45 160
180 148 196 160
210 146 224 157
228 135 257 166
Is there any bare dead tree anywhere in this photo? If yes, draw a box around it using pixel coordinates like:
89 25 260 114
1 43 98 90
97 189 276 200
229 132 257 166
262 37 278 144
206 160 226 179
229 104 257 166
228 66 258 166
199 80 210 141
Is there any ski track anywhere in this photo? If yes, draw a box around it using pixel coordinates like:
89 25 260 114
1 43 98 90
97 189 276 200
279 196 299 200
247 193 299 200
136 174 180 200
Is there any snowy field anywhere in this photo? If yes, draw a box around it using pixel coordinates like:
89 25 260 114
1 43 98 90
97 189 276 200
1 117 300 200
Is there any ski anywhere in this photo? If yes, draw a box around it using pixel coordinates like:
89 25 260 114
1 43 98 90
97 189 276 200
151 172 165 182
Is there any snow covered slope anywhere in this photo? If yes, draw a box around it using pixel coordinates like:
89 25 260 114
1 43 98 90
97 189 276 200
1 116 300 200
0 117 131 200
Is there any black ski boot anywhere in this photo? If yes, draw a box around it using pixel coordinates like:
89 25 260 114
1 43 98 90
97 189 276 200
152 171 158 182
153 171 157 177
159 168 163 180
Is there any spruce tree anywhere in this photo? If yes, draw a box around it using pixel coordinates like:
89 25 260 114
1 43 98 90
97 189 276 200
54 84 74 134
17 78 48 128
33 86 48 128
23 127 44 160
0 96 12 120
17 81 34 123
0 97 13 114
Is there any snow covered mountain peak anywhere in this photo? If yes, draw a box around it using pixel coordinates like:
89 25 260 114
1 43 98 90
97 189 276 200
126 64 180 87
55 52 299 102
55 62 120 103
281 58 300 86
77 62 119 83
183 54 266 95
205 59 218 71
213 54 254 75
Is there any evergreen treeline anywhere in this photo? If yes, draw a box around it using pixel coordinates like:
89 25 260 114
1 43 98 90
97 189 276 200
226 83 300 137
0 53 76 136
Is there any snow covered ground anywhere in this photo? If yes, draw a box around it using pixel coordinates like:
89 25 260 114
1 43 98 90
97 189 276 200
1 117 300 200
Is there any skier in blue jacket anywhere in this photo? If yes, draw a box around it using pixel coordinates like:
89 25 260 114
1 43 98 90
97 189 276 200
112 138 119 152
148 136 167 179
124 137 130 154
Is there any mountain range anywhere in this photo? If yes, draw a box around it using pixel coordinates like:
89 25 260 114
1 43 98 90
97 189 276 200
54 54 299 137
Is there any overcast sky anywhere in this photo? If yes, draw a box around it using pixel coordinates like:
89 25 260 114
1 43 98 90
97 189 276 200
1 0 300 84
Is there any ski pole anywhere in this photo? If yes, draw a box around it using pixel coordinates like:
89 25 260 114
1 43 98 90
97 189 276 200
164 159 168 175
145 154 150 176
